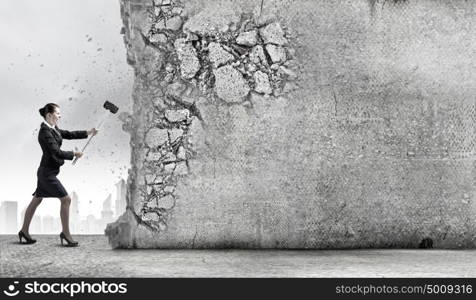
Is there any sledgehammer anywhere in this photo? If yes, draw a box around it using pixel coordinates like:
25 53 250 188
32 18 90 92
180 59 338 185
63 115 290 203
72 101 119 165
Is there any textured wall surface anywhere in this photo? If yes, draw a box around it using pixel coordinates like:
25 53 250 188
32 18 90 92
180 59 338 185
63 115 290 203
106 0 476 248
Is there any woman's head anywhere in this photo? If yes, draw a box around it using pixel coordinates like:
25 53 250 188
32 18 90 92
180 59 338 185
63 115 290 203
39 103 61 125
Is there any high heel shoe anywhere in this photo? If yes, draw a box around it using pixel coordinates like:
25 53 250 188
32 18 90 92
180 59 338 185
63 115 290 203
59 232 78 247
18 230 36 244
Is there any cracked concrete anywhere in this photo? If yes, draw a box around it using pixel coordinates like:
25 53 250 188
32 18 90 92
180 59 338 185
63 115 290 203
214 65 250 103
106 0 476 249
208 42 235 68
174 39 200 79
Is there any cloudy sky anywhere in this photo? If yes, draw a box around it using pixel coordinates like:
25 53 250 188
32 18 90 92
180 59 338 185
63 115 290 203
0 0 133 221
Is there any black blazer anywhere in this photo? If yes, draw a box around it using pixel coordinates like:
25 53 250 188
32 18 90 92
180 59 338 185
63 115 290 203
38 122 88 169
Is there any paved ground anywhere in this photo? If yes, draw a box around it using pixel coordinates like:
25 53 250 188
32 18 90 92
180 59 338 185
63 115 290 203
0 235 475 277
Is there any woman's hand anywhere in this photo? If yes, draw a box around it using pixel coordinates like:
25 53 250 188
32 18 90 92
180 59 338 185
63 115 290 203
87 128 99 136
74 151 83 158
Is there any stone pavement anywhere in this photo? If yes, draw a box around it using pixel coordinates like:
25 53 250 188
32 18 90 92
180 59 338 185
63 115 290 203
0 235 475 277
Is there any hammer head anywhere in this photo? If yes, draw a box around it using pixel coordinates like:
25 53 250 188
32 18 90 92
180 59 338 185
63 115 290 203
103 101 119 114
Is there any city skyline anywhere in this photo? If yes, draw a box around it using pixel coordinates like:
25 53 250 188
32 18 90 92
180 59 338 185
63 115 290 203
1 178 126 234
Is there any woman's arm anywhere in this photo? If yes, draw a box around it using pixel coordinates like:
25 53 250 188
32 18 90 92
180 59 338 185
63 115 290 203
57 128 88 140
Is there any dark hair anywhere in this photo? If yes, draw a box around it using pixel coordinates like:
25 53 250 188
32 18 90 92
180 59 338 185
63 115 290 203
39 103 59 119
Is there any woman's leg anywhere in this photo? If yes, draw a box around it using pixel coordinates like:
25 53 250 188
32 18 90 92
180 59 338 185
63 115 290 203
20 196 43 236
59 195 73 239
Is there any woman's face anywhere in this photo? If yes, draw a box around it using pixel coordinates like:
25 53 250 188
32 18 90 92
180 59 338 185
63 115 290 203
46 107 61 126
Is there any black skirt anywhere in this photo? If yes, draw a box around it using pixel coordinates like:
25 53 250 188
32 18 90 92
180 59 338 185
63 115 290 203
32 166 68 198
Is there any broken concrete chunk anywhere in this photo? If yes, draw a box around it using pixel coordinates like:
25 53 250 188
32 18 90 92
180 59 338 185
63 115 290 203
247 63 258 72
253 71 272 94
174 161 189 176
185 32 199 42
165 109 189 123
208 42 235 68
154 0 171 6
176 145 187 160
166 81 187 99
153 6 162 17
146 198 158 210
158 195 175 210
174 38 200 79
146 128 169 148
213 65 250 103
236 30 258 47
249 45 268 66
183 5 240 35
144 212 159 222
162 152 177 163
168 128 184 143
171 6 183 15
265 44 287 64
145 173 163 184
149 33 168 44
164 163 176 174
166 16 183 31
259 22 287 45
155 16 183 31
164 185 175 194
146 151 162 161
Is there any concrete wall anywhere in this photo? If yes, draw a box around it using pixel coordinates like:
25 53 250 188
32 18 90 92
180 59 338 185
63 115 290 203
105 0 476 248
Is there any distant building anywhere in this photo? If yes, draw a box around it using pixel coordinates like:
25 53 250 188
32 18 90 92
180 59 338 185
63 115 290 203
20 206 26 230
115 179 127 217
85 214 104 234
31 215 42 234
42 215 60 234
42 215 54 233
71 191 80 221
20 206 42 234
79 218 90 234
101 194 114 224
0 201 18 234
70 191 80 232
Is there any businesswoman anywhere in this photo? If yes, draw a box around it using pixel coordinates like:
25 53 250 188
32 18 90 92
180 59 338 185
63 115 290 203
19 103 98 247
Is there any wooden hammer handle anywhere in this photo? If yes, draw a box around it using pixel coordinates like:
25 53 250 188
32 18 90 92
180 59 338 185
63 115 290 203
72 117 106 165
72 134 96 165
